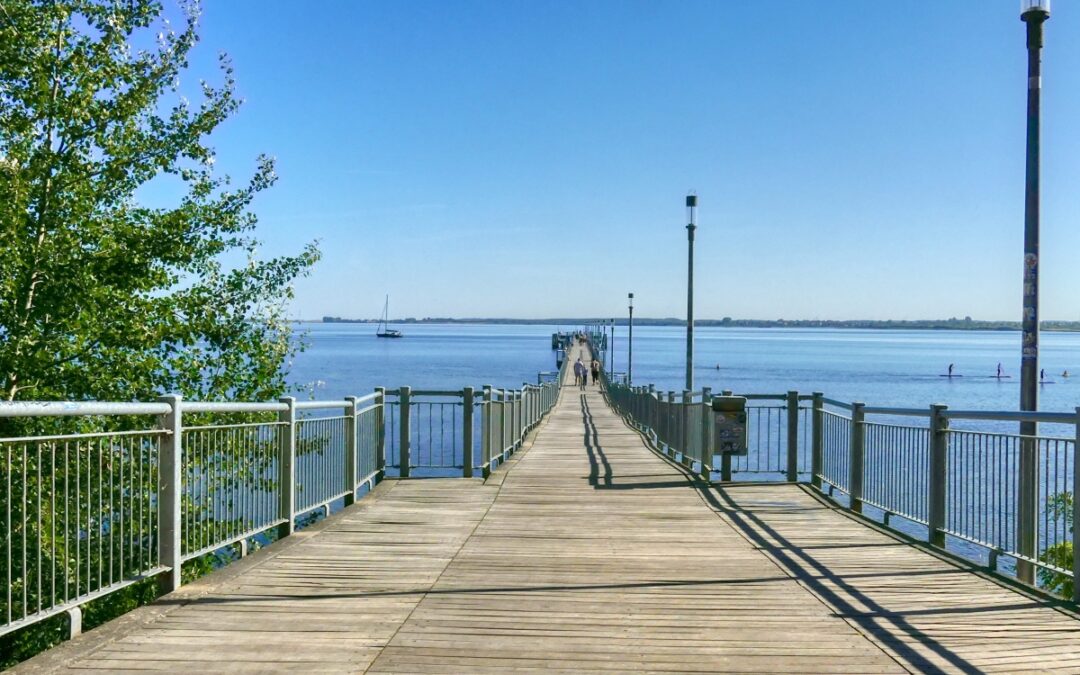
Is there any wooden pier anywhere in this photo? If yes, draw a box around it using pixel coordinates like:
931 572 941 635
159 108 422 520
17 345 1080 673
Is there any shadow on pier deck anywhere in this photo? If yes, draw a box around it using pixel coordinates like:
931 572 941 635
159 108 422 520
17 347 1080 673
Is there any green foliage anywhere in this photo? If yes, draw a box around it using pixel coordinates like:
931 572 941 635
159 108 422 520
0 0 319 405
0 0 319 665
1038 492 1073 599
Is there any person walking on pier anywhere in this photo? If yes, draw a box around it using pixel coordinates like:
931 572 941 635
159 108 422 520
590 359 600 386
574 358 587 389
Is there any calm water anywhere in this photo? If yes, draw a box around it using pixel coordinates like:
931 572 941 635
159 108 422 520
289 322 1076 575
288 323 562 400
290 323 1080 414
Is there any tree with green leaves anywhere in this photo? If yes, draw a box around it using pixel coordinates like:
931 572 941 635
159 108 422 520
0 0 318 406
1039 492 1074 599
0 0 319 664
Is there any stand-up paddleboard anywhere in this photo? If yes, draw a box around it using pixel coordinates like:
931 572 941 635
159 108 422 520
938 374 963 377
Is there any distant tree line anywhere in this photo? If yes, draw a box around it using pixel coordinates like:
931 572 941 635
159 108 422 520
320 316 1080 331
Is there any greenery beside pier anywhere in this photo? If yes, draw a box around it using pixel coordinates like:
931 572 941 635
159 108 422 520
0 0 316 665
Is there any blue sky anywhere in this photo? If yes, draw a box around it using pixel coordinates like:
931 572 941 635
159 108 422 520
172 1 1079 321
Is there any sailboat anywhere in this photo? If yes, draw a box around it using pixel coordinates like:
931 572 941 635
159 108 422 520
376 295 403 338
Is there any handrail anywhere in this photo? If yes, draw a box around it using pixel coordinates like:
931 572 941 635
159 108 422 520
944 409 1076 423
0 401 172 417
182 401 289 413
862 406 928 417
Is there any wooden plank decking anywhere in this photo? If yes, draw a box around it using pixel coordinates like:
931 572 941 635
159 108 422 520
17 344 1080 673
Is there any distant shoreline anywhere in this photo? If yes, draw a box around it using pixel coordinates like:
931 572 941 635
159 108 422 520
312 317 1080 332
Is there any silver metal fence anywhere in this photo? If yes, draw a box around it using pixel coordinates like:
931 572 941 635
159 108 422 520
603 374 1079 602
0 375 564 640
0 403 169 639
818 408 852 493
381 378 562 478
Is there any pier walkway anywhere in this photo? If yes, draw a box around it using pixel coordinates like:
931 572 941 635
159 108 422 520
18 344 1080 673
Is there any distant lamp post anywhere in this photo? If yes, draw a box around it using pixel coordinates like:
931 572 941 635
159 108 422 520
610 318 616 377
628 293 634 386
685 193 698 391
1017 0 1049 587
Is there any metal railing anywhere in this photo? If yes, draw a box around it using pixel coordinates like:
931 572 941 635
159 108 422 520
602 376 1079 603
0 371 563 640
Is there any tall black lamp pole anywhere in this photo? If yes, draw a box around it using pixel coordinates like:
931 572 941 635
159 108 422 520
1017 0 1049 586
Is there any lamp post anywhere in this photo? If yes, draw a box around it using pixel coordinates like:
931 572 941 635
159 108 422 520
685 193 697 391
603 321 608 371
610 318 616 379
628 293 634 386
1017 0 1050 586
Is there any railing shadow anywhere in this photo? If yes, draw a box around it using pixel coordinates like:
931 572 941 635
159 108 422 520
695 481 999 673
581 393 611 487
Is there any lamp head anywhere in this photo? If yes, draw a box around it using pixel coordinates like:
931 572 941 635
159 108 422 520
686 191 698 226
1022 0 1049 18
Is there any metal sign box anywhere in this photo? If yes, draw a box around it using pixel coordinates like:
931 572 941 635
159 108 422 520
712 396 748 456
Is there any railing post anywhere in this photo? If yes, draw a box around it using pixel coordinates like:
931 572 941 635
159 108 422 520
399 386 411 478
482 385 492 478
647 385 656 440
463 387 474 478
344 395 359 505
700 387 712 480
494 390 504 459
786 390 800 483
681 390 692 467
811 392 824 489
666 391 676 457
1018 427 1039 585
278 396 296 537
848 402 865 513
928 403 948 547
157 394 182 593
374 387 386 478
720 390 733 482
512 390 520 449
1073 407 1080 604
